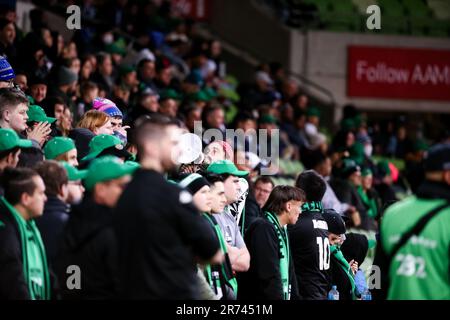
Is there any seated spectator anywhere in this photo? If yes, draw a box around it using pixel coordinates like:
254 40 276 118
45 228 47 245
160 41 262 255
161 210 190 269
44 136 78 167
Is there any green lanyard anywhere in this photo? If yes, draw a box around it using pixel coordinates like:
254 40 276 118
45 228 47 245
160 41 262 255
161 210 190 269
203 213 238 295
330 245 356 300
264 211 290 300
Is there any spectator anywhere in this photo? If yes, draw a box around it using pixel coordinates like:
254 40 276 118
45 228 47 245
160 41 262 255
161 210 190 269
322 209 358 300
44 137 78 167
57 156 137 299
289 170 330 300
114 115 222 299
239 185 305 300
202 173 232 300
91 53 114 96
34 161 71 266
0 167 50 299
0 18 16 65
75 82 99 120
207 160 250 273
0 128 32 195
253 176 275 208
76 110 113 136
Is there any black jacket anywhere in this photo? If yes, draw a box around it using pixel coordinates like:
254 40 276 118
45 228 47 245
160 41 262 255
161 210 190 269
56 196 119 299
113 169 220 299
0 200 30 299
36 196 70 267
288 209 330 300
238 217 299 300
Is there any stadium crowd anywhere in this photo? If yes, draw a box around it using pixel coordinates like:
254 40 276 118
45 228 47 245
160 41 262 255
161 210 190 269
0 0 449 300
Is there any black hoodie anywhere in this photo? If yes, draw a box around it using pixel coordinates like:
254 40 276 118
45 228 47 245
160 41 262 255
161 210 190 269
56 195 119 299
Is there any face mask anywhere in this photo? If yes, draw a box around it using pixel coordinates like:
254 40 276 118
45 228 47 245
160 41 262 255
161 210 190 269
364 144 373 157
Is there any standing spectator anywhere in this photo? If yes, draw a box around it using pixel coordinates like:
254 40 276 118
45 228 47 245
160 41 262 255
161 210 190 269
253 176 275 208
57 156 137 299
239 185 305 300
0 167 50 299
114 115 222 299
289 170 330 300
207 160 251 273
34 161 71 266
203 173 235 300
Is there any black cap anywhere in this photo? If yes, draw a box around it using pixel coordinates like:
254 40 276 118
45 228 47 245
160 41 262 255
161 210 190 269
424 143 450 172
322 208 347 235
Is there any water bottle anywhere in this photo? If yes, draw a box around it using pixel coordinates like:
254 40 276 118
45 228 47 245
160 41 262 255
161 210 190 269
361 288 372 300
328 285 339 300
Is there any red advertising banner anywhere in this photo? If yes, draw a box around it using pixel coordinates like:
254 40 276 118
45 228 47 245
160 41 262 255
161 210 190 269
347 46 450 101
172 0 211 21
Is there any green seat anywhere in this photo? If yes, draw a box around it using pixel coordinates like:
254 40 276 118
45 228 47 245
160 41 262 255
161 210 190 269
401 0 430 19
379 0 405 16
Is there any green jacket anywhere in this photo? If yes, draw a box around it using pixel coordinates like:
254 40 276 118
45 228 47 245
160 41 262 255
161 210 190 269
377 181 450 300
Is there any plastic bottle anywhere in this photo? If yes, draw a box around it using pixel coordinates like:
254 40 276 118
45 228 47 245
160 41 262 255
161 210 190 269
361 288 372 300
328 285 339 300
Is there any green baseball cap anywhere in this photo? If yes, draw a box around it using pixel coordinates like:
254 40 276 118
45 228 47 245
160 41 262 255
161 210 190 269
82 134 123 161
44 137 76 159
27 105 56 124
84 156 138 190
259 114 278 125
188 90 211 102
60 162 87 181
207 160 248 177
160 88 182 101
306 107 321 118
0 128 33 151
361 167 373 177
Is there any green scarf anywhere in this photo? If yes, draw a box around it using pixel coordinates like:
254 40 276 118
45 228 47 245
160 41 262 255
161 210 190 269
330 245 356 300
301 200 323 213
203 213 238 295
357 186 378 219
264 211 290 300
1 198 50 300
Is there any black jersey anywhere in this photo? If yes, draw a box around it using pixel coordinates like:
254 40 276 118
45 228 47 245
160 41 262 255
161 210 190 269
288 201 330 300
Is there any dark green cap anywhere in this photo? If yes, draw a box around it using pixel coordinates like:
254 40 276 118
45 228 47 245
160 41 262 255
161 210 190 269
44 137 76 160
259 114 278 124
84 156 138 190
27 105 56 124
82 134 123 161
0 128 32 151
361 167 373 177
306 107 321 118
414 139 429 152
60 162 87 181
341 118 356 131
207 160 248 177
188 90 210 102
160 88 182 101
